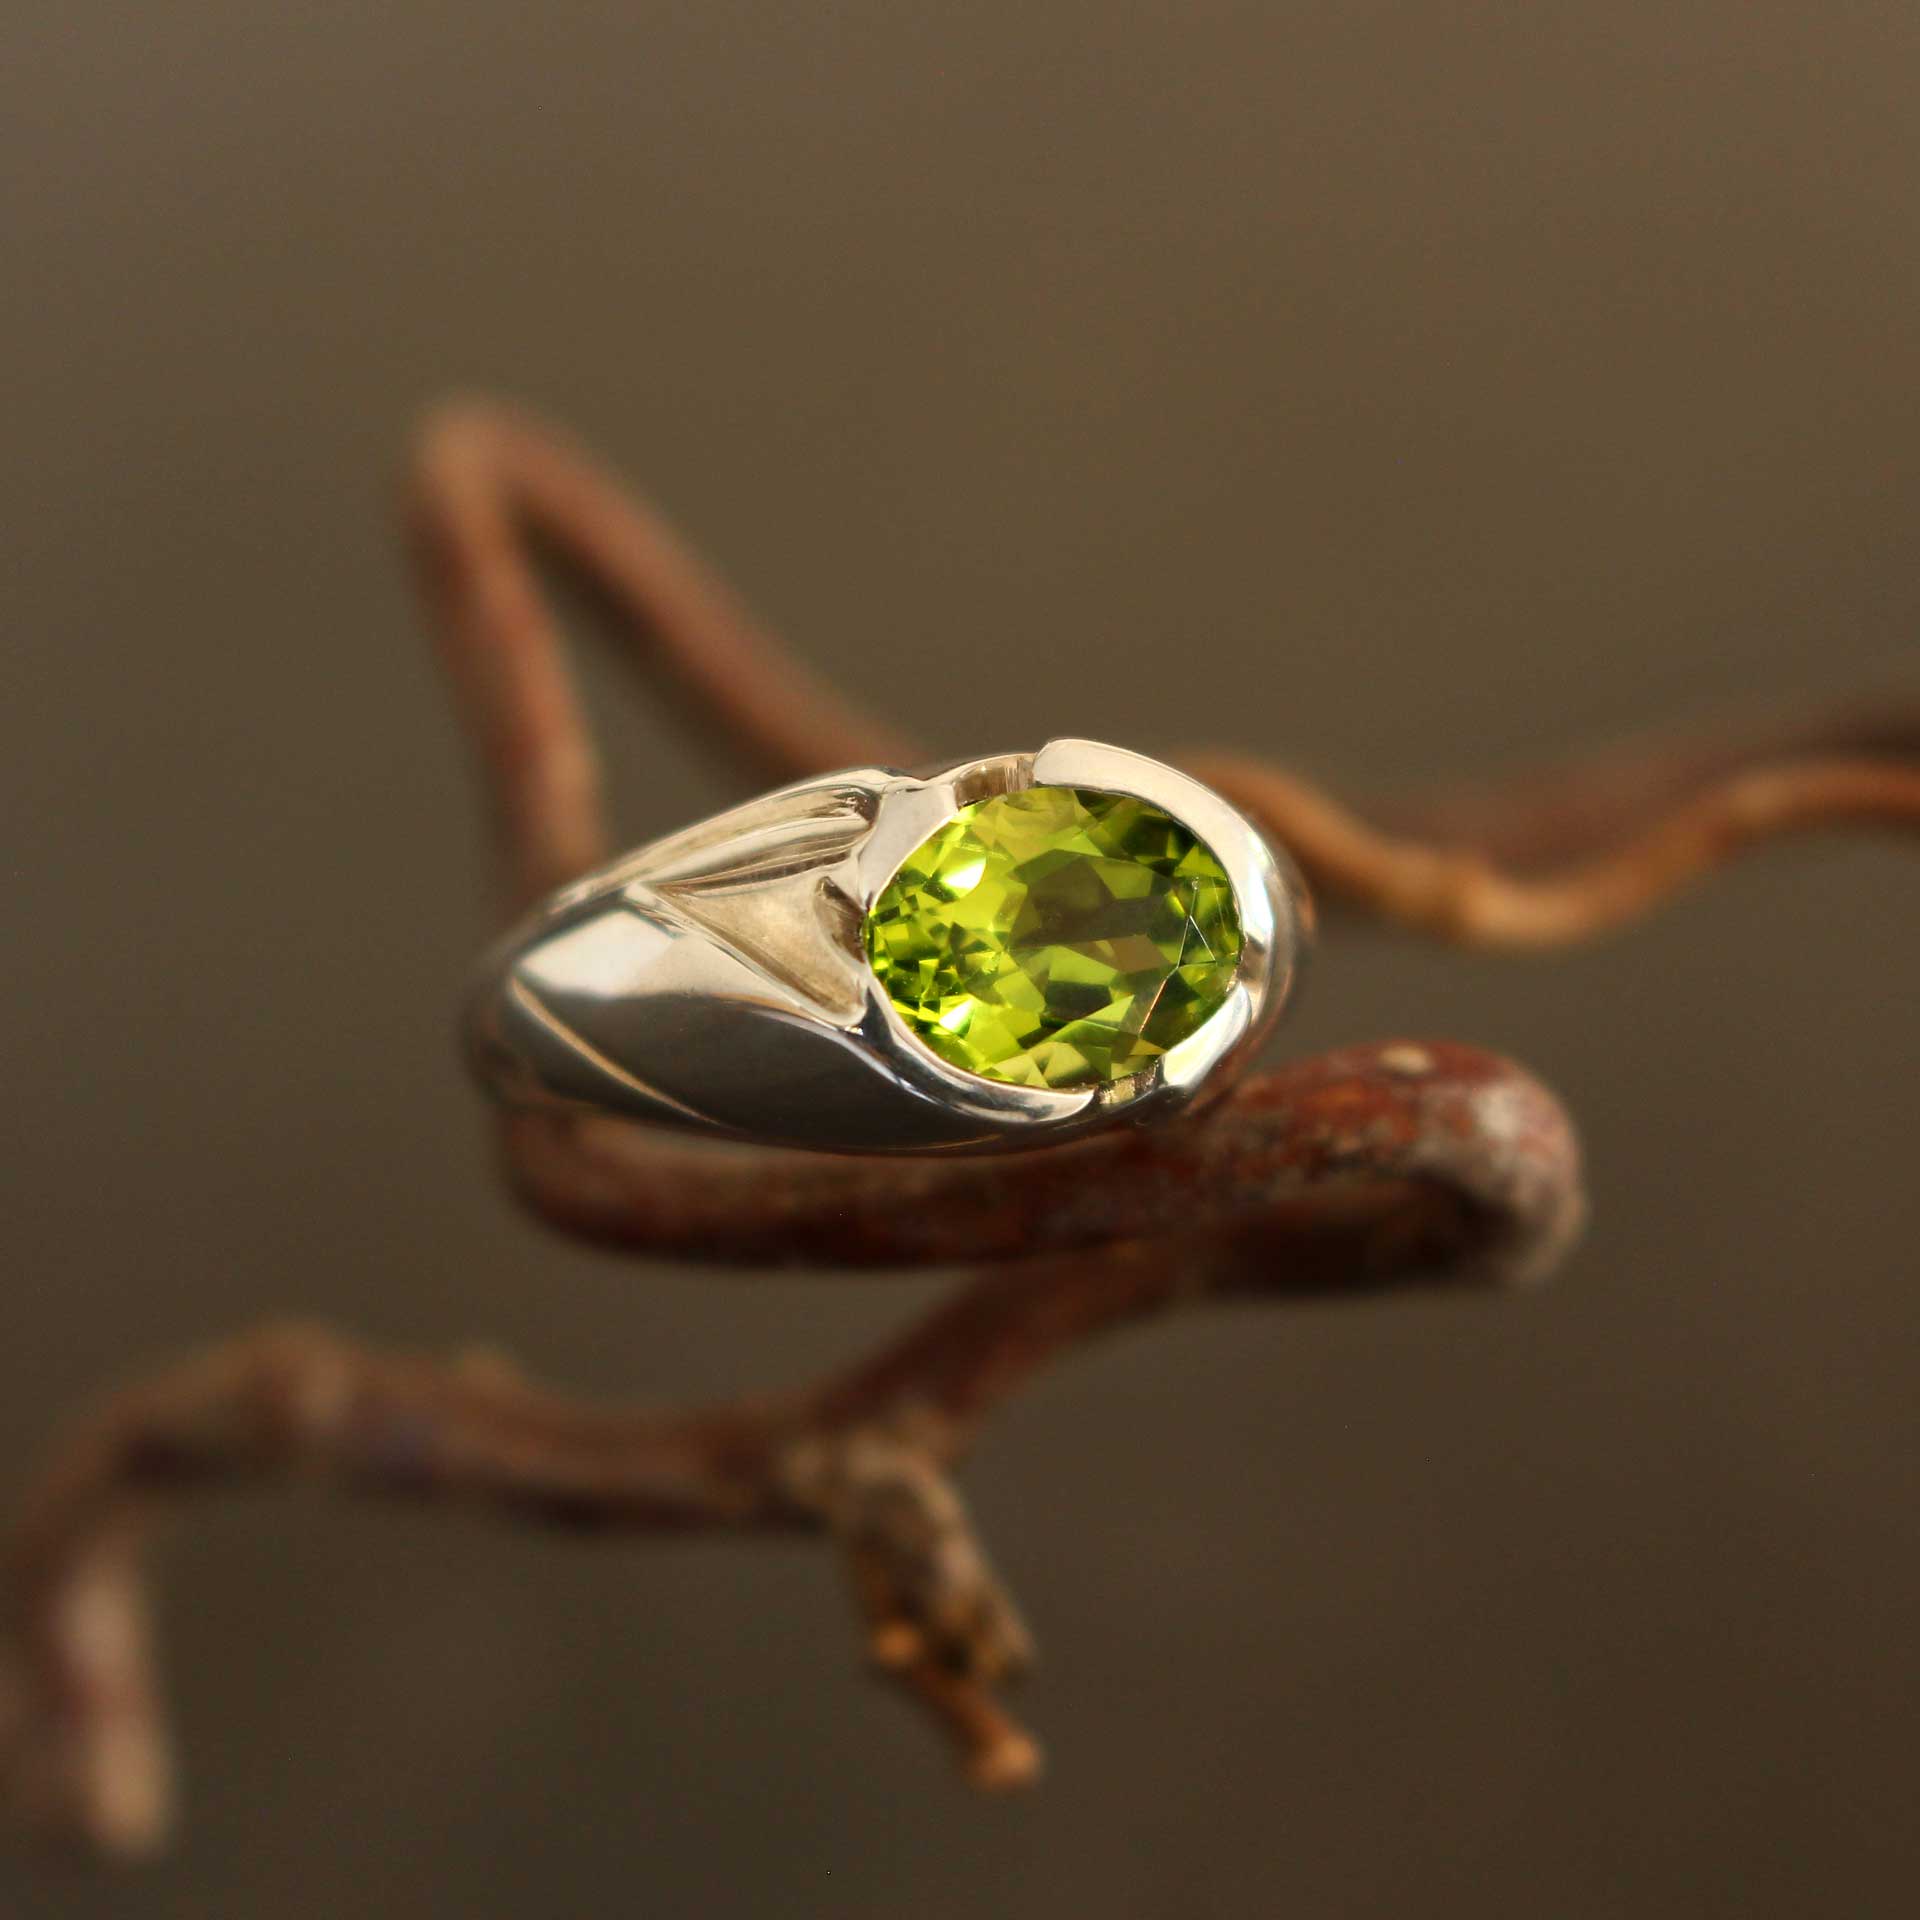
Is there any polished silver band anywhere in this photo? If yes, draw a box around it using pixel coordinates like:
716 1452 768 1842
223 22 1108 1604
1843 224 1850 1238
465 738 1309 1154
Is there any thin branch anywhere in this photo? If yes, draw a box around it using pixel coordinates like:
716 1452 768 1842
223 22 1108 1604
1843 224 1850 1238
5 396 1906 1856
1362 691 1920 868
409 400 1919 940
1190 749 1920 948
408 401 915 913
1 1039 1575 1854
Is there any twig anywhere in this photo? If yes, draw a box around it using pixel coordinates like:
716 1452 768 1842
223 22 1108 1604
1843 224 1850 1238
409 401 916 913
1191 748 1920 947
4 398 1909 1856
412 402 1918 933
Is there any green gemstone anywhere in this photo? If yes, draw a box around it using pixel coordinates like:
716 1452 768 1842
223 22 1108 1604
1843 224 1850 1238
862 785 1244 1091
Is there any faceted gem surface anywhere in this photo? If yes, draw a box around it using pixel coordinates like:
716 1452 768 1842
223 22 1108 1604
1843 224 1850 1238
862 785 1243 1090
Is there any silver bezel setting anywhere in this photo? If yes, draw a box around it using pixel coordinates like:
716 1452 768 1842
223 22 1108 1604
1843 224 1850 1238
466 739 1309 1154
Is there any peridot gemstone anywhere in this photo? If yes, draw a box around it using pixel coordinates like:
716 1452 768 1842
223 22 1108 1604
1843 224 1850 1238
862 785 1243 1090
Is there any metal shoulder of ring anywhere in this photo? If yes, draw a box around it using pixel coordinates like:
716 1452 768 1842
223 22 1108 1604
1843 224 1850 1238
464 738 1310 1154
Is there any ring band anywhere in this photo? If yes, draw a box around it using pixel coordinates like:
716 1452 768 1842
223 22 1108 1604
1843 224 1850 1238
465 739 1310 1153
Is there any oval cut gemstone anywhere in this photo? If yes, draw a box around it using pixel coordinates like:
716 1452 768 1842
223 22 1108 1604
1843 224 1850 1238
862 785 1244 1090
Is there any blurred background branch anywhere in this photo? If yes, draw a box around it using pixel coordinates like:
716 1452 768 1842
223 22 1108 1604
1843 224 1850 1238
6 406 1913 1855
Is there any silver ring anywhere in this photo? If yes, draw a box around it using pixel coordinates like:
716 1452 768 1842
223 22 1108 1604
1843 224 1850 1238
466 738 1311 1153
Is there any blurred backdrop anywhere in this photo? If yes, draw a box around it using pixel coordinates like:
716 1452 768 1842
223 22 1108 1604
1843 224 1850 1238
3 5 1916 1916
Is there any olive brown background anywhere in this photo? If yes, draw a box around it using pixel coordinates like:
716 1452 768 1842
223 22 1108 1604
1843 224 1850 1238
3 6 1916 1916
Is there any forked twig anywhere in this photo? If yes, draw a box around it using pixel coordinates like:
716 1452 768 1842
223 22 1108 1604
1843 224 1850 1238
4 400 1914 1856
1193 747 1920 948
